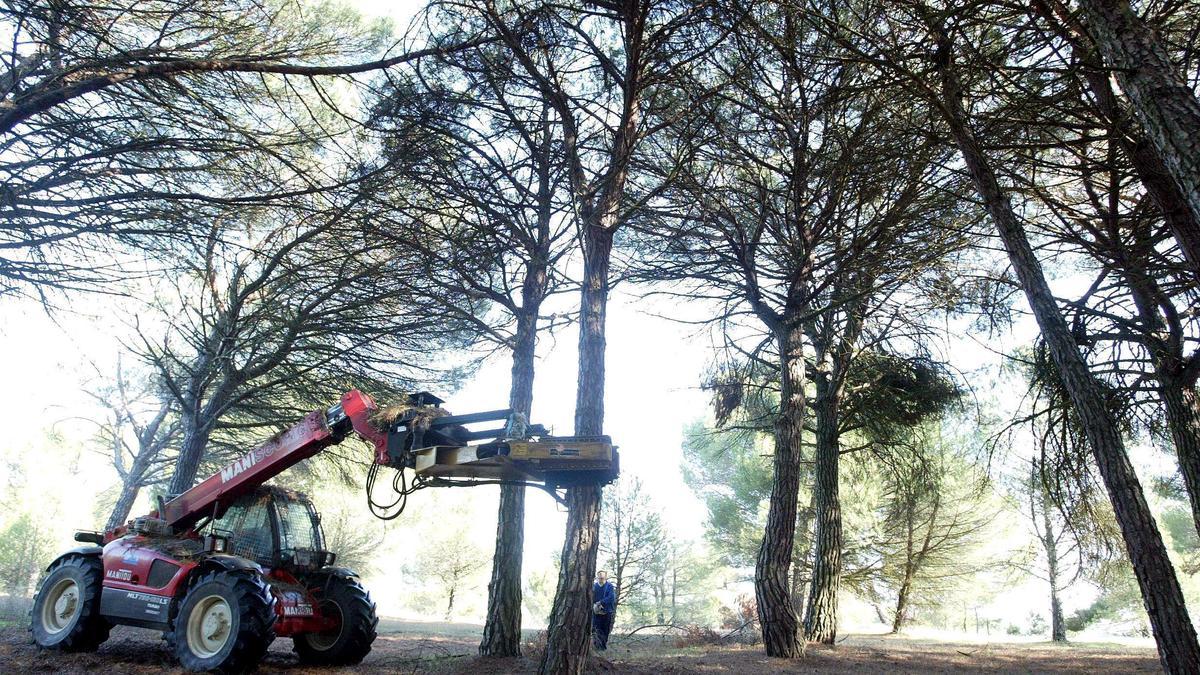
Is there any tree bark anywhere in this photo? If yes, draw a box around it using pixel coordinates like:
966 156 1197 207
891 567 913 634
1036 0 1200 280
791 490 816 619
167 409 215 496
1075 0 1200 265
937 46 1200 674
106 481 143 532
1042 499 1067 643
1161 378 1200 537
803 375 842 644
754 324 805 658
539 226 613 675
481 312 538 656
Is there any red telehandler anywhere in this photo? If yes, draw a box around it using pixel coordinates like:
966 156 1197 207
29 390 617 672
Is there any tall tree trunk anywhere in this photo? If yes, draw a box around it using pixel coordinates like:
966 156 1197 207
937 46 1200 674
755 324 805 658
804 375 842 644
1120 250 1200 539
540 226 613 675
481 312 538 656
1036 0 1200 279
1042 500 1067 643
1161 377 1200 537
1075 0 1200 258
1042 0 1200 537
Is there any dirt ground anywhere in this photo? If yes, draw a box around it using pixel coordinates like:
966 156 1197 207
0 617 1161 674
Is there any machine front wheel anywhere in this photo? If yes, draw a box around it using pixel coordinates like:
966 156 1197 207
29 554 110 651
293 574 378 665
168 569 276 673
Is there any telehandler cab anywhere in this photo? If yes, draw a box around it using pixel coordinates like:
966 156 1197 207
29 390 617 672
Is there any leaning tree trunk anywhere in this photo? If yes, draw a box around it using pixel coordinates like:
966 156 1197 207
539 226 613 675
755 324 806 658
891 567 914 634
1121 254 1200 539
938 47 1200 674
804 375 842 644
1160 376 1200 539
1076 0 1200 260
167 408 215 496
481 311 539 656
107 481 143 531
1039 2 1200 280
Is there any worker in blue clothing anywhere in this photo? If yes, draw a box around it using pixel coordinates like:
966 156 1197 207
592 569 617 650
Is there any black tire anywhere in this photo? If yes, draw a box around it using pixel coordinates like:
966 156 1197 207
293 574 378 665
167 569 276 673
29 554 110 652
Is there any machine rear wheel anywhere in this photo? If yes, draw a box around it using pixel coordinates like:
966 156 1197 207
29 555 110 651
293 575 377 665
168 569 276 673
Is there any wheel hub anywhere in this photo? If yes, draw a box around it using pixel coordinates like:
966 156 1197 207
41 579 81 634
187 596 233 658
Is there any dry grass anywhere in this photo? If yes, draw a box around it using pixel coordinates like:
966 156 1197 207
0 620 1160 674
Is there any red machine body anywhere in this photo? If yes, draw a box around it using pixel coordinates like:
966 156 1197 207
84 390 387 639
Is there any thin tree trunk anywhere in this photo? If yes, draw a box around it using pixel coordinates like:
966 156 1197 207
540 226 613 675
937 44 1200 674
481 312 539 656
755 324 805 658
1042 501 1067 643
1075 0 1200 255
804 375 842 644
892 568 913 634
791 487 816 619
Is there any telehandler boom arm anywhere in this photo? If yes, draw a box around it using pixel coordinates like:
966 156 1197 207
157 389 618 532
161 390 386 530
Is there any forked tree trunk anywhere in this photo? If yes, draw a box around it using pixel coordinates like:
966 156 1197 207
481 312 538 656
540 226 614 675
937 46 1200 674
1075 0 1200 256
804 376 842 644
107 438 153 531
755 324 805 658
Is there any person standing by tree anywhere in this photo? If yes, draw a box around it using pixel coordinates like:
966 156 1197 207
592 570 617 651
